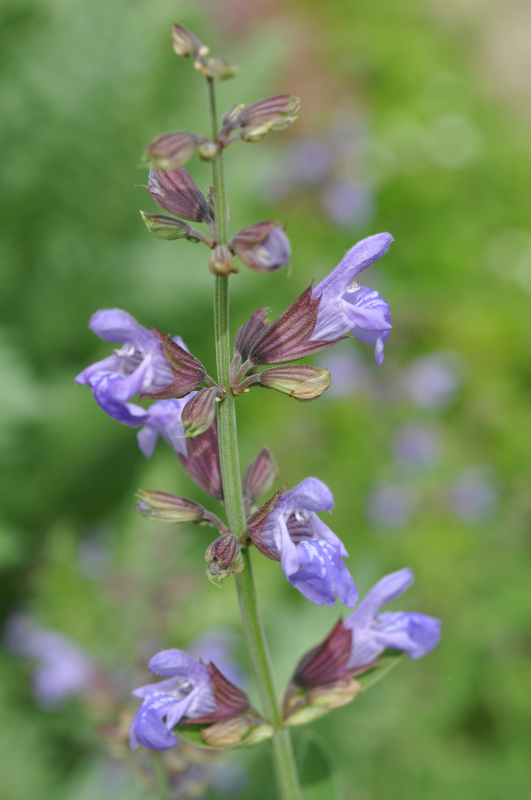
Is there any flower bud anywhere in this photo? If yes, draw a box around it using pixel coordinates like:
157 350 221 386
142 131 199 169
259 365 331 402
143 168 212 225
234 308 270 362
208 245 238 276
197 140 219 162
207 57 239 80
221 103 246 130
242 447 279 512
230 222 290 273
171 24 207 58
182 387 222 438
283 678 361 726
205 533 244 584
283 619 362 725
238 95 301 142
140 212 192 241
135 490 206 522
200 713 273 748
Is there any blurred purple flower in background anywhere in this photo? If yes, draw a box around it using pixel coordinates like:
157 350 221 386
403 351 464 410
447 466 498 522
367 481 416 530
317 346 373 398
392 423 441 470
4 614 95 707
321 179 374 227
345 568 441 667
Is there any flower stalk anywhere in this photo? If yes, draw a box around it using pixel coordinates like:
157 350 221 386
206 75 303 800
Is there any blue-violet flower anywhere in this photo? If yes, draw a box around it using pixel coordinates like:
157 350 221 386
130 649 217 751
248 478 358 608
310 232 393 364
75 310 178 427
344 568 441 667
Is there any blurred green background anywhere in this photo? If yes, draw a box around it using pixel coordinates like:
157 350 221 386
2 0 531 798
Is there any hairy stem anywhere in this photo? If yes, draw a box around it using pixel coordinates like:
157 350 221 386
206 77 303 800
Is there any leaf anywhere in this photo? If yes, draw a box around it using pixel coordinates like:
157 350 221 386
296 729 343 800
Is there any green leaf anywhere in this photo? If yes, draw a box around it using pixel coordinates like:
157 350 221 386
297 730 343 800
174 725 224 751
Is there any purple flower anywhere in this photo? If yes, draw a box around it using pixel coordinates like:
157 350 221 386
4 615 95 707
392 424 441 470
403 351 464 410
321 179 374 228
248 478 358 608
447 466 498 523
344 569 441 668
310 233 393 364
130 649 217 751
230 222 291 273
75 310 177 427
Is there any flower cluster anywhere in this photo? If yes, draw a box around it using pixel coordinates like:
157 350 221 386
72 22 442 782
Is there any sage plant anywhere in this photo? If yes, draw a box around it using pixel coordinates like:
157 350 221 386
76 25 441 799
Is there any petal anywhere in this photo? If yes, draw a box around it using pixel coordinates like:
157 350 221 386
89 309 149 345
111 358 153 401
74 354 121 384
310 299 352 342
288 541 357 608
137 423 159 457
129 691 182 751
374 612 441 659
87 372 148 427
313 233 394 307
277 515 300 577
132 676 184 699
345 568 414 631
311 513 348 558
277 477 334 517
148 648 211 687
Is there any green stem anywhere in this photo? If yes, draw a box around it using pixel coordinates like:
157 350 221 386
206 77 303 800
149 753 169 800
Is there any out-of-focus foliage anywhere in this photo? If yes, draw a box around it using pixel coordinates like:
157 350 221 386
1 0 531 798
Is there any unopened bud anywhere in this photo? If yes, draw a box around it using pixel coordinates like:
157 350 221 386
222 103 246 129
207 57 239 80
230 222 290 273
144 168 212 225
238 95 300 142
283 678 361 726
171 24 206 58
200 713 273 748
135 490 205 522
193 57 214 78
259 365 331 401
208 245 238 276
182 387 221 438
242 447 279 511
140 212 192 241
205 533 244 584
142 131 199 169
197 140 219 162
